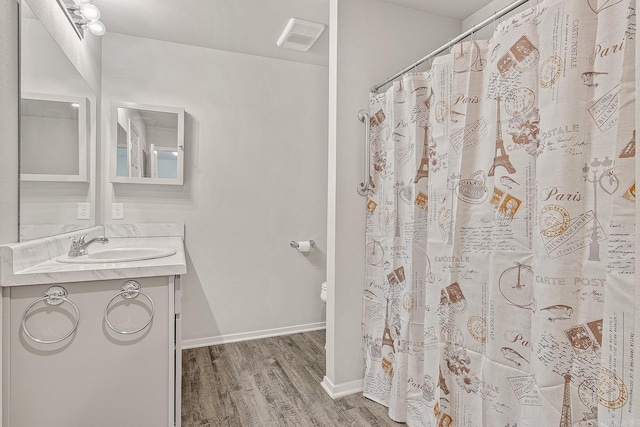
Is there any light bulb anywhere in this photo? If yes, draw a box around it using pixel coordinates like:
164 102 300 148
87 20 106 36
80 4 100 21
77 0 93 5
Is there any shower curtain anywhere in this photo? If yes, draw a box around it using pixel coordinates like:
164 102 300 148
362 0 637 425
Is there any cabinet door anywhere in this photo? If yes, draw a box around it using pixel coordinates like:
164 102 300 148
6 277 174 427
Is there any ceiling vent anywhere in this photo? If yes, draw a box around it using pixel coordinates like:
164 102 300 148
277 18 326 51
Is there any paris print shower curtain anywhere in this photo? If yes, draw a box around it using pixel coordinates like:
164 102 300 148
362 0 637 425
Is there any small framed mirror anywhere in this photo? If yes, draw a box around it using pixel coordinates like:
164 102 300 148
20 92 88 182
110 101 185 185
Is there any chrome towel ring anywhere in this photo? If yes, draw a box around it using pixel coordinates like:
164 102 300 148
21 286 80 344
104 281 155 335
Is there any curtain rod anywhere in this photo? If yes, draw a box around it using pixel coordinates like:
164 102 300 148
371 0 531 93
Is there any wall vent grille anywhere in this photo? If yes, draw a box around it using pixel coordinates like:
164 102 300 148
277 18 326 51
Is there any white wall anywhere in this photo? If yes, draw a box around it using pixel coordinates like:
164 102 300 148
324 0 461 395
101 33 328 345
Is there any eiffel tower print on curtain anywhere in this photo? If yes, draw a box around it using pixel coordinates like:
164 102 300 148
488 96 516 177
619 130 635 158
558 373 572 427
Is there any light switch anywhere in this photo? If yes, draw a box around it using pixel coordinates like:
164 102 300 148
112 203 124 220
77 203 90 220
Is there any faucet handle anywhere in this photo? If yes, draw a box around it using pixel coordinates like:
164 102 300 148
69 234 88 244
68 234 87 257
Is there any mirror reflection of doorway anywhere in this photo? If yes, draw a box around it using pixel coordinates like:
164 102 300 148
152 145 178 179
116 123 128 177
142 147 150 177
128 120 141 177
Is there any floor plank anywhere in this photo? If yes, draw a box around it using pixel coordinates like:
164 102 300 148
181 330 404 426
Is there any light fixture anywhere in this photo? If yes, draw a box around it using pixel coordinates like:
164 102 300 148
56 0 107 39
86 20 106 36
79 4 100 21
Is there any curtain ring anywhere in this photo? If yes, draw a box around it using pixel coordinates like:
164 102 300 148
448 39 453 55
492 11 497 32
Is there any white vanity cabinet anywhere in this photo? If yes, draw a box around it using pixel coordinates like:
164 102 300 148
3 275 182 427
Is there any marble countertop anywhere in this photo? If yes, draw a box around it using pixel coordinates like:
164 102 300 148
0 224 187 287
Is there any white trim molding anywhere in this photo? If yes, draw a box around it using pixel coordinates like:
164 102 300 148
320 375 364 399
181 322 326 349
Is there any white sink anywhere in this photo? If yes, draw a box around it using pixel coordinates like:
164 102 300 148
57 247 177 264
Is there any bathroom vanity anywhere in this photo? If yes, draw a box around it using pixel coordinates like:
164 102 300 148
0 224 186 427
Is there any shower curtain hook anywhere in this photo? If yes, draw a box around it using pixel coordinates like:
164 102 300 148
493 11 497 32
448 39 453 55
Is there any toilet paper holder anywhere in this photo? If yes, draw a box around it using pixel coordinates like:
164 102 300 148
290 240 315 250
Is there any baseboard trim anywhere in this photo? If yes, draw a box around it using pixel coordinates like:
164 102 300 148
181 322 326 349
321 376 364 399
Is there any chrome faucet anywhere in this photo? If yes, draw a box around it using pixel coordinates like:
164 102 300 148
68 234 109 257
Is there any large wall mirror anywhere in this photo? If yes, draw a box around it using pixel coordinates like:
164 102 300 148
20 0 96 240
110 102 184 185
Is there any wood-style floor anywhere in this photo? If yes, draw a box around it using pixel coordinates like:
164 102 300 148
181 330 403 426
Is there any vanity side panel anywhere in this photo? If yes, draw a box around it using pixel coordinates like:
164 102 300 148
174 275 181 427
2 289 11 427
